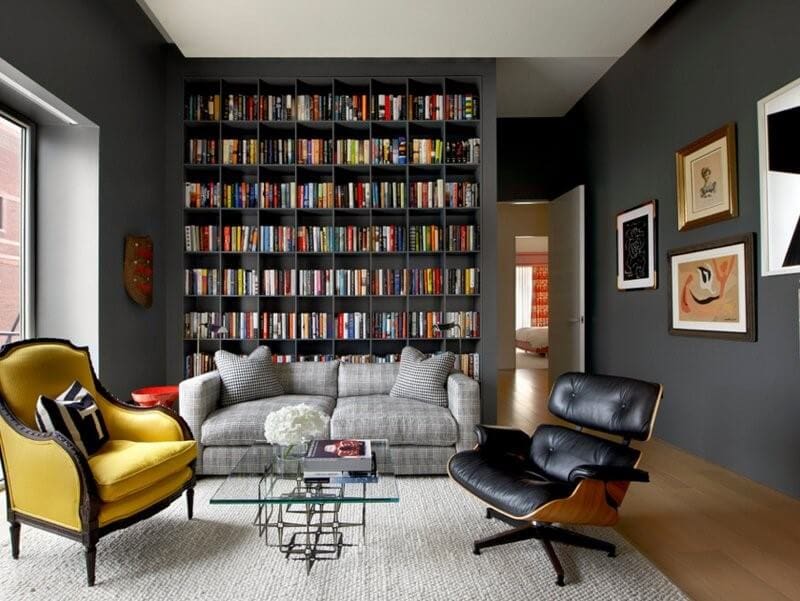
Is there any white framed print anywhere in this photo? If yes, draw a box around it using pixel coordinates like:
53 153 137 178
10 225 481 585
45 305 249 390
616 200 657 290
758 75 800 276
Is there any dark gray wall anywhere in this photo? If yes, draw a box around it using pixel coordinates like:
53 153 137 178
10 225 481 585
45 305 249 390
571 0 800 497
0 0 167 396
497 117 578 201
164 57 499 422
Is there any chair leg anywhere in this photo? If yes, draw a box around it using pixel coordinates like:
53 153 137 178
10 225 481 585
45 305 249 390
186 487 195 520
537 524 616 557
9 521 20 559
473 524 537 555
540 539 565 587
84 544 96 587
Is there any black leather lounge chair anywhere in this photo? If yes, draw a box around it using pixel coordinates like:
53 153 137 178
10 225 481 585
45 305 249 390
448 372 662 586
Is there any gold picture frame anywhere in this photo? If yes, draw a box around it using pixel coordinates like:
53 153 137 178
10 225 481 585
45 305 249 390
675 123 738 231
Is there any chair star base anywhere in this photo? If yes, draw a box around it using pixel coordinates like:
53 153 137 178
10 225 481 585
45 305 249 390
472 507 617 587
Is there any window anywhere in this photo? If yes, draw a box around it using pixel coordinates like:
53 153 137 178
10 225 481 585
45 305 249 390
0 107 34 345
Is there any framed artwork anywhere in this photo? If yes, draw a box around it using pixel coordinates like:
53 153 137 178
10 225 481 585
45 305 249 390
758 76 800 276
668 233 755 341
617 200 657 290
675 123 738 231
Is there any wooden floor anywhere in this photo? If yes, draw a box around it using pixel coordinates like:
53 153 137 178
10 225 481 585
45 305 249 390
497 362 800 601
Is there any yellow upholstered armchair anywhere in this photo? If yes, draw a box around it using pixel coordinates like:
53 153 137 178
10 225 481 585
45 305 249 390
0 338 197 586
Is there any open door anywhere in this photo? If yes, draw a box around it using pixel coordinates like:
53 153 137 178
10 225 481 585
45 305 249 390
548 185 585 378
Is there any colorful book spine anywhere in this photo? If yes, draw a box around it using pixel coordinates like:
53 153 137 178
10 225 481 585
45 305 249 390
184 352 214 378
443 311 480 338
183 312 222 338
222 225 259 252
409 268 442 295
445 94 480 120
298 269 333 296
455 353 480 380
297 226 333 253
261 182 296 208
222 269 259 296
184 268 219 296
185 94 220 120
372 312 408 339
338 354 374 364
185 182 220 208
260 138 295 164
446 225 480 251
259 226 295 252
371 94 406 121
335 139 370 165
222 139 258 165
446 268 480 295
445 182 479 207
410 94 443 120
410 179 444 208
260 312 296 339
296 93 332 121
411 138 443 164
371 137 407 165
371 268 408 296
408 311 443 338
222 311 260 339
262 269 297 296
187 139 217 164
184 226 219 252
260 94 294 121
374 353 401 363
336 312 369 339
335 269 369 296
222 182 260 208
299 355 336 362
223 94 258 120
408 225 442 252
271 354 295 363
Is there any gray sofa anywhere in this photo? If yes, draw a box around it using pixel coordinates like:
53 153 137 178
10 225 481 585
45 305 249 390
178 360 481 475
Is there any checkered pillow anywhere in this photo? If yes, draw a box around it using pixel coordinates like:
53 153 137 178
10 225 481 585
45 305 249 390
390 346 455 406
215 346 284 407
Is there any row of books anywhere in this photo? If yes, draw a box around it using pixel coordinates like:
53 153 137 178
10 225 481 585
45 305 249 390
185 92 479 123
259 138 295 165
372 137 407 165
222 94 258 121
447 225 480 251
184 311 480 339
334 94 368 121
335 139 370 165
297 138 334 165
408 225 442 252
186 224 478 253
446 94 479 120
411 139 443 164
222 139 258 165
186 180 478 210
445 139 480 164
184 268 479 297
183 350 478 380
188 139 217 165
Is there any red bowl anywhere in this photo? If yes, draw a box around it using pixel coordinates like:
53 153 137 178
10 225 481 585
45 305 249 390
131 385 179 408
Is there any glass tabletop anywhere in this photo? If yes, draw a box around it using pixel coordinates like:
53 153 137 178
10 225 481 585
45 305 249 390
210 440 400 505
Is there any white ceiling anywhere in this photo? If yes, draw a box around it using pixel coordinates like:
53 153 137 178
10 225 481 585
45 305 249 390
139 0 675 116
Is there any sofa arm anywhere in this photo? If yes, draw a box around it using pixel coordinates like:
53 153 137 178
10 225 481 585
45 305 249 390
447 373 481 452
179 370 220 472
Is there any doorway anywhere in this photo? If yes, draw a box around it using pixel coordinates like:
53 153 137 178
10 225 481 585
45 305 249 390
515 235 549 378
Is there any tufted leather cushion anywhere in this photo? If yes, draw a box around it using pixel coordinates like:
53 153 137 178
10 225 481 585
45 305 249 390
549 372 661 441
528 425 640 483
448 450 576 517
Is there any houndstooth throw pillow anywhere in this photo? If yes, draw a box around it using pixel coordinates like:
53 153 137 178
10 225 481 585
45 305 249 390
390 346 455 406
215 346 284 406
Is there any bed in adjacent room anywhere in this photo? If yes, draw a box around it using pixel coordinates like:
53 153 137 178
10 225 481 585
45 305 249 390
515 326 549 355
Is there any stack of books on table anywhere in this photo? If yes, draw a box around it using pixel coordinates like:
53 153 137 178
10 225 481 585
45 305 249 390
302 439 377 483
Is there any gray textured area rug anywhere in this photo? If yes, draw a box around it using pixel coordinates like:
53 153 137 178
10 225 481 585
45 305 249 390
0 478 686 600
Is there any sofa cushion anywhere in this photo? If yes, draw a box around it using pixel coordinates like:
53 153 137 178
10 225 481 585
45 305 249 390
274 361 339 397
201 394 335 446
338 363 399 397
88 440 197 503
215 346 284 407
330 395 457 447
390 347 455 407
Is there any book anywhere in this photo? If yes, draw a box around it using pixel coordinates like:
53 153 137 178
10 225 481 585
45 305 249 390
303 439 373 472
303 470 378 484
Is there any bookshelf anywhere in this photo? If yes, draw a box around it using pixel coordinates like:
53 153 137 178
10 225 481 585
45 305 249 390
183 76 482 379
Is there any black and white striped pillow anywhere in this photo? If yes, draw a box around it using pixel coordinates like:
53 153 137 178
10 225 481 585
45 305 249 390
35 381 110 457
215 346 284 406
390 346 455 406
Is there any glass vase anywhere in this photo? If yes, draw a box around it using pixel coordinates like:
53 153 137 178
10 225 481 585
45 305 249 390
273 442 307 476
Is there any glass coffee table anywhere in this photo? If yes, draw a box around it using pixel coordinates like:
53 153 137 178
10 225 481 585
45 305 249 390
210 440 399 573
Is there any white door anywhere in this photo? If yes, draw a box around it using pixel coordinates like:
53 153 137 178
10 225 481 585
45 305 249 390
548 185 586 379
